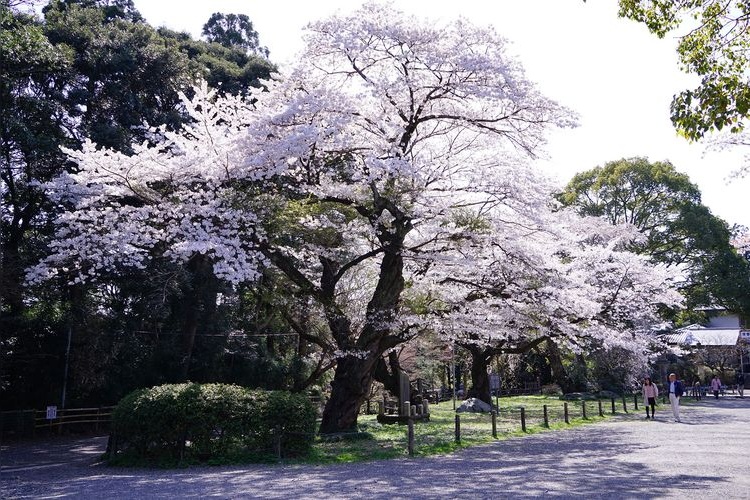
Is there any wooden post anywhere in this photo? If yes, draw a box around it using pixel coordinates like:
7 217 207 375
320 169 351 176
367 399 371 414
611 398 616 415
274 426 282 461
582 400 587 419
633 394 639 410
543 405 549 428
598 400 604 417
407 418 415 457
107 432 117 461
454 414 461 444
520 407 527 432
622 395 628 413
378 401 384 415
491 411 498 438
564 402 569 424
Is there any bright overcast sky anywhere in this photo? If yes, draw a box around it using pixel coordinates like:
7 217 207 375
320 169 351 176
134 0 749 227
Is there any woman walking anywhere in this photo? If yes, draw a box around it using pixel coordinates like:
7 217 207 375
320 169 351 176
711 375 722 399
643 377 658 419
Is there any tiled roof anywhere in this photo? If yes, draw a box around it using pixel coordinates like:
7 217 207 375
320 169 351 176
664 326 740 346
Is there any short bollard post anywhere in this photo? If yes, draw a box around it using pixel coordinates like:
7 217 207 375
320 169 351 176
491 411 498 438
455 414 461 444
543 405 549 428
582 400 587 419
598 400 604 417
564 402 569 424
622 395 628 413
611 398 616 415
633 394 639 410
407 418 415 457
520 407 527 432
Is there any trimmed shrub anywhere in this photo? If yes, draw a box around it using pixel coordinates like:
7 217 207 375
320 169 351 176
110 383 316 464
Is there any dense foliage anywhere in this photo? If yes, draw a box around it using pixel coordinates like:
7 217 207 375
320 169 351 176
110 383 317 463
5 1 738 434
0 0 278 410
619 0 750 141
558 157 750 316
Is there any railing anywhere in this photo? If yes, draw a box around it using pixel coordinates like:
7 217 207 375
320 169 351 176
1 406 114 438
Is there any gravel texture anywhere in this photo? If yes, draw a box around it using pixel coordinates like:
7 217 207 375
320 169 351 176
2 397 749 499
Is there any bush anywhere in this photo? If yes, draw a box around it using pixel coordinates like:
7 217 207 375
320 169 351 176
110 383 316 464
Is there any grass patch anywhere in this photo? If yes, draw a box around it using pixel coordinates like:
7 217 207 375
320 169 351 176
105 395 618 467
297 395 612 464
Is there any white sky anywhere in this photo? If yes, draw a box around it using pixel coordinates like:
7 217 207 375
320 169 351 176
134 0 749 227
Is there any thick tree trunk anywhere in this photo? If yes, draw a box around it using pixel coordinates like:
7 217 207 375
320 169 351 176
319 354 377 433
466 346 493 405
546 339 575 393
372 351 402 397
178 254 215 380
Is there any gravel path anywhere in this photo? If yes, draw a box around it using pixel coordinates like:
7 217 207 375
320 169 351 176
2 398 749 499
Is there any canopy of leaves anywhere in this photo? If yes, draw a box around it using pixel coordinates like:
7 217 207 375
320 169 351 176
558 157 704 265
619 0 750 140
202 12 269 58
559 156 750 314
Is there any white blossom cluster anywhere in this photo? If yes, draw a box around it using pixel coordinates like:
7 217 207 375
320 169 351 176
29 3 681 372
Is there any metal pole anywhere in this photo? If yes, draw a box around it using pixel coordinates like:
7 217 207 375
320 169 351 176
452 344 457 410
61 324 73 409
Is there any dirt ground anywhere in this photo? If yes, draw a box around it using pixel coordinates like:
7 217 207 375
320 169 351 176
2 397 749 499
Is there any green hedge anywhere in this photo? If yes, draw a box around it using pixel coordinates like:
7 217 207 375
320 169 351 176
110 383 316 464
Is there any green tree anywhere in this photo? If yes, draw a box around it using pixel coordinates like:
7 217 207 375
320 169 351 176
559 157 750 314
43 0 191 150
1 0 277 409
159 27 274 96
202 12 269 57
619 0 750 140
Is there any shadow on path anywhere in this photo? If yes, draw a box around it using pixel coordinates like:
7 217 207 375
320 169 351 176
3 399 750 498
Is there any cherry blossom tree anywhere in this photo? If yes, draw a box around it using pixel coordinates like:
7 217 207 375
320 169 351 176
415 200 682 403
33 3 575 433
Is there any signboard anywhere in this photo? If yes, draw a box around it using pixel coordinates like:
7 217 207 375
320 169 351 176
46 405 57 420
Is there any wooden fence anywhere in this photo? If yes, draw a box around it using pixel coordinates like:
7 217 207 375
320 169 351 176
1 406 114 438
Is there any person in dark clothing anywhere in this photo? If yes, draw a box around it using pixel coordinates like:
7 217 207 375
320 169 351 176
736 371 745 398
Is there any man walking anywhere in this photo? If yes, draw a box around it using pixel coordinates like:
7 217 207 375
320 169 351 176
668 373 684 422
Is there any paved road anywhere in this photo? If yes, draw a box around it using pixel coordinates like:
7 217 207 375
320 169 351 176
2 398 749 499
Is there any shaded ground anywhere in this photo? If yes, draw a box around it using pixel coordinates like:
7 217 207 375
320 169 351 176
2 397 749 499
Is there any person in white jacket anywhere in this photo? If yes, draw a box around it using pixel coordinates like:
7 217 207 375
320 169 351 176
642 377 659 420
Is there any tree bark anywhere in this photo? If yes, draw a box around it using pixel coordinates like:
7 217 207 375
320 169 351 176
465 345 493 405
546 339 575 393
319 353 378 433
372 350 402 397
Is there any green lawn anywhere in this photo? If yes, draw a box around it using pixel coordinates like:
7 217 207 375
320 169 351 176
302 395 613 464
